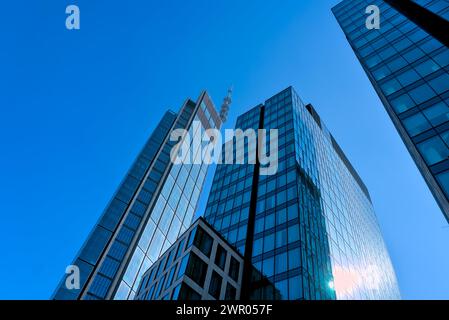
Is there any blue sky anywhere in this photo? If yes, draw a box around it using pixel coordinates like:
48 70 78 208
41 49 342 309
1 0 448 299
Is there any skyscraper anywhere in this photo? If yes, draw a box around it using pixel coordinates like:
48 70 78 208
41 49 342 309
53 91 222 300
202 87 399 300
333 0 449 222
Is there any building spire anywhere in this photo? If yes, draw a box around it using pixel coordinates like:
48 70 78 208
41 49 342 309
219 86 233 122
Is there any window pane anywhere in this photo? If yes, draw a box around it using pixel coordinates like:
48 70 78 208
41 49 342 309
381 78 402 95
417 136 449 165
185 253 208 287
414 59 440 77
288 276 302 300
288 248 301 270
229 256 240 281
214 244 227 270
372 65 391 81
403 112 431 136
390 94 415 113
437 170 449 198
408 83 436 105
193 227 213 257
397 68 420 87
423 101 449 126
428 73 449 94
433 50 449 67
208 271 223 299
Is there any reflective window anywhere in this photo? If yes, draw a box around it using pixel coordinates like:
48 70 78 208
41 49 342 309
403 112 431 136
186 253 208 287
225 283 237 300
390 93 415 113
428 73 449 94
193 227 213 257
437 170 449 198
214 244 227 270
408 83 436 105
417 136 449 165
229 256 240 282
414 59 440 77
380 78 401 96
208 271 223 299
397 68 420 87
423 101 449 126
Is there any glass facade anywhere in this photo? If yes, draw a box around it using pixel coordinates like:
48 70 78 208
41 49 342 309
204 87 400 300
53 92 221 300
333 0 449 222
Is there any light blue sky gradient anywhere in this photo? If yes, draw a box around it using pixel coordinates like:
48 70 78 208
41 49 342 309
1 0 448 299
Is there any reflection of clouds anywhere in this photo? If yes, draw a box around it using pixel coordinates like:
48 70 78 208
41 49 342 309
333 264 382 298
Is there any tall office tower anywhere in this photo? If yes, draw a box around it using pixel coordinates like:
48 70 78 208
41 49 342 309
333 0 449 222
203 87 400 300
53 91 222 300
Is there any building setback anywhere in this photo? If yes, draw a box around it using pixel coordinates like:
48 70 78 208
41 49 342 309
333 0 449 222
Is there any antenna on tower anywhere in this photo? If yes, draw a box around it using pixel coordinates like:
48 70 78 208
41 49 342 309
219 86 233 123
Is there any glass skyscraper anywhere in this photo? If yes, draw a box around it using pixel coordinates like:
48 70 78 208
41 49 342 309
203 87 400 300
333 0 449 222
53 91 222 300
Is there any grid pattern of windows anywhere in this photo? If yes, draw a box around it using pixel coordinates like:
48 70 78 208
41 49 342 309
53 111 177 300
205 87 400 300
114 100 214 300
54 92 221 300
333 0 449 221
135 219 243 301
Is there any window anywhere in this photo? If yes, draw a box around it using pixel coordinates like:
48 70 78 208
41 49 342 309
275 229 287 249
193 227 213 257
154 274 166 298
396 68 420 87
229 257 240 282
403 112 431 136
215 244 227 270
275 279 289 300
252 238 263 257
288 248 301 270
433 50 449 67
387 56 407 72
289 275 303 300
276 208 287 225
287 224 300 243
437 170 449 198
186 227 197 249
417 136 449 165
208 271 223 299
225 283 237 300
255 217 264 234
175 238 186 259
403 47 425 63
177 254 189 279
178 283 201 300
262 256 275 278
265 213 275 230
390 93 415 113
428 73 449 94
185 253 208 287
275 252 288 274
414 59 440 77
408 83 435 105
263 233 275 253
165 263 178 289
423 101 449 126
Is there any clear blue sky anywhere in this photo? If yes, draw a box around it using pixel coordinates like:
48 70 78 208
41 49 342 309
1 0 448 300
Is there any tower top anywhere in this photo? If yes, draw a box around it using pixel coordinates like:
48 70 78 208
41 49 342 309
219 86 233 122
